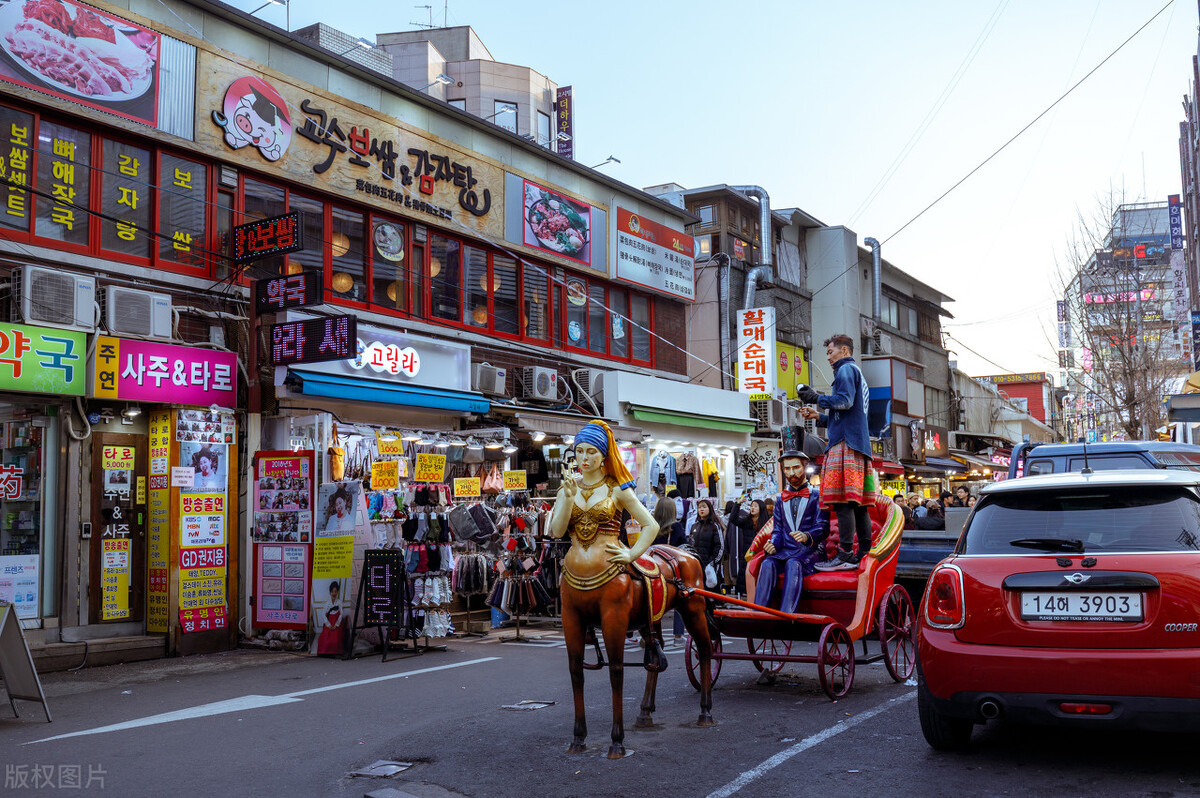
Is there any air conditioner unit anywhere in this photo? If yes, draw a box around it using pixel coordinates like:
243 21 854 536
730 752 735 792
751 399 785 433
860 317 876 337
518 366 558 402
574 368 608 404
472 363 508 396
104 286 172 339
14 265 95 332
873 330 894 355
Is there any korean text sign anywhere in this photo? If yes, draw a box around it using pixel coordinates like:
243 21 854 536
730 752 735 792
737 308 776 399
614 208 695 301
414 453 446 482
93 336 236 404
0 323 85 395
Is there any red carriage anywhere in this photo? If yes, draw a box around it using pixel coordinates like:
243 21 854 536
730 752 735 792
682 497 916 699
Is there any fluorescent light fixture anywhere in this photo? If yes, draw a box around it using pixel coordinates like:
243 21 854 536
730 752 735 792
531 430 546 442
466 437 483 450
485 440 504 450
434 436 451 449
449 438 467 447
503 444 518 454
401 432 422 441
122 404 142 419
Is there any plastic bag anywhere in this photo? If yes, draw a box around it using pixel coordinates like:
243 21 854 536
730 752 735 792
703 562 717 589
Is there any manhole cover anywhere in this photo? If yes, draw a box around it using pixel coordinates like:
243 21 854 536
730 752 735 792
500 699 556 711
348 760 413 778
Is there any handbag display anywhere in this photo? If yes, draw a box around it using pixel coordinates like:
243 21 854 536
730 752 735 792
482 463 503 494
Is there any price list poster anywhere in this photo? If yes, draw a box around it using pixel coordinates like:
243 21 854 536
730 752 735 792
252 451 314 631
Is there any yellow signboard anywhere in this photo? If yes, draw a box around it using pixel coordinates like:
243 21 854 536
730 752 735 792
735 340 810 400
414 453 447 483
102 445 135 471
100 538 131 620
375 431 404 457
371 460 400 490
454 477 481 498
503 470 527 491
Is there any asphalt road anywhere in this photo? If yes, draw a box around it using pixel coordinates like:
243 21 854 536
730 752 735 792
2 624 1199 797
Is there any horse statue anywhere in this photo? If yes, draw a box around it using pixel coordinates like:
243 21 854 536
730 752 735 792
549 420 715 759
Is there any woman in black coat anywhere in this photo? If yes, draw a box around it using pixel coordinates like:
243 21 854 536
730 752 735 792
725 499 768 596
687 499 725 577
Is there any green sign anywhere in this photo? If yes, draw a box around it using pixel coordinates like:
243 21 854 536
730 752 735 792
0 323 86 396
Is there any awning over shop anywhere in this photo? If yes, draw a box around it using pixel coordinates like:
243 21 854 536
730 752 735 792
949 450 997 471
923 456 967 473
874 459 905 475
286 370 490 414
627 404 757 434
492 406 643 442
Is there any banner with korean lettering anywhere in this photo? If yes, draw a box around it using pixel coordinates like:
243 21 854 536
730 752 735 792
737 308 776 400
614 207 695 301
178 492 227 632
0 322 85 395
146 411 170 632
92 336 236 405
1169 194 1185 251
555 86 574 160
196 51 504 243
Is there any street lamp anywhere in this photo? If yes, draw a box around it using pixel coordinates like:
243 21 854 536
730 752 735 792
483 106 515 122
590 155 620 169
418 73 455 92
248 0 288 28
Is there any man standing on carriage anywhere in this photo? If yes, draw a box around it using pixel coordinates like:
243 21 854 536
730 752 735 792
753 427 829 614
798 333 878 571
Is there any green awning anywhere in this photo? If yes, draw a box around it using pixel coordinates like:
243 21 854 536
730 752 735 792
628 404 756 433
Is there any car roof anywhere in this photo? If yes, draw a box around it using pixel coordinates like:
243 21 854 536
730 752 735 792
1020 441 1200 456
982 468 1200 494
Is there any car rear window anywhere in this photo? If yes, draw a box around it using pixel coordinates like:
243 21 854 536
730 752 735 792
960 486 1200 555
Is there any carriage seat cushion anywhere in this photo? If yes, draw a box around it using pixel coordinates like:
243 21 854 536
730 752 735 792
803 570 859 591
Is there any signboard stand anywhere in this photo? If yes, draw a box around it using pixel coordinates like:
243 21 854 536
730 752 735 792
345 550 444 662
0 605 50 721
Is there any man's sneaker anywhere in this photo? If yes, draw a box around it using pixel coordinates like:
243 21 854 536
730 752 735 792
815 553 861 572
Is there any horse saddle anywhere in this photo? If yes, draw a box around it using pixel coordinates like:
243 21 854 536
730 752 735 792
629 547 679 625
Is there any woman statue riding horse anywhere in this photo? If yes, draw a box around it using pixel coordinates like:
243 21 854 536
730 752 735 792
550 419 715 759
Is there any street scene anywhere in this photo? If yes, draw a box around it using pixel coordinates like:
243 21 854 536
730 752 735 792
3 0 1200 795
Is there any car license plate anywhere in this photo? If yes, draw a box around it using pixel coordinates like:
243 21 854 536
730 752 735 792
1020 592 1143 622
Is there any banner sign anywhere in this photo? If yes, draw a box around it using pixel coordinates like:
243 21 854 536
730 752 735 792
614 207 695 301
93 336 236 405
254 271 323 313
147 412 170 632
233 211 304 264
0 322 85 396
269 316 356 365
1169 194 1185 251
737 307 776 399
555 86 574 160
371 460 399 490
502 470 527 491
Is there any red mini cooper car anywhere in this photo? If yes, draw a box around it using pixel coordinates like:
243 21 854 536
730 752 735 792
916 469 1200 750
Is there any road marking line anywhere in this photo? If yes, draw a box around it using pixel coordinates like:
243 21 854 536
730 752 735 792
26 656 501 745
706 690 917 798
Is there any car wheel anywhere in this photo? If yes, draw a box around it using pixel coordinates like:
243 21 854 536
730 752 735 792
917 673 973 751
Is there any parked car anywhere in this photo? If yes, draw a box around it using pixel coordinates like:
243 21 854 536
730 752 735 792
916 468 1200 750
1008 440 1200 480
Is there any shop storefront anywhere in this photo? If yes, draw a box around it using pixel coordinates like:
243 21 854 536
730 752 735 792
0 322 83 632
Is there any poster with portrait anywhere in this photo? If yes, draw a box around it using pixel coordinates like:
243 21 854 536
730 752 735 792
180 440 228 493
253 543 308 630
310 480 363 655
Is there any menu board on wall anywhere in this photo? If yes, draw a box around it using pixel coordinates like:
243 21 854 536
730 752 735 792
0 0 162 127
614 207 695 302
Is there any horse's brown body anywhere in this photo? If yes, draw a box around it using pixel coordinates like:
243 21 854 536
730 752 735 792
561 544 714 759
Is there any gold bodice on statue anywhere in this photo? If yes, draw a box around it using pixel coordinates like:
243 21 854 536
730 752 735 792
562 476 626 591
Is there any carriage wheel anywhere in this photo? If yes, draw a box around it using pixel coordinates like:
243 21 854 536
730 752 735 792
684 633 722 691
747 637 791 673
817 623 855 700
877 584 916 683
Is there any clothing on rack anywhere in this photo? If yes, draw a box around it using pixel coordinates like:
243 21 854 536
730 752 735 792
649 450 677 487
676 473 695 498
676 451 703 490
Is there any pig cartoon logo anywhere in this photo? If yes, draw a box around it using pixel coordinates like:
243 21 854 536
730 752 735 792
212 77 292 162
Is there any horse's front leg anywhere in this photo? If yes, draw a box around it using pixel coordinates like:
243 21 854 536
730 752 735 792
562 604 588 753
600 604 631 758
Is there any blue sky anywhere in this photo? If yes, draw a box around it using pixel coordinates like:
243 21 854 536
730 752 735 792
234 0 1198 379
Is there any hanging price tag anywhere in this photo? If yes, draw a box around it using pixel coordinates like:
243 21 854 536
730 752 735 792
454 477 481 498
371 460 399 490
502 470 527 491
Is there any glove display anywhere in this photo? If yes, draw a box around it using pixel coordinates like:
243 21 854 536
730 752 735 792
796 384 821 404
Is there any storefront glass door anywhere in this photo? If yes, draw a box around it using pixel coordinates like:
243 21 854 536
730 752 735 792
89 433 147 624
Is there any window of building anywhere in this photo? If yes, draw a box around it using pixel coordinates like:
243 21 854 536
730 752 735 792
100 139 151 259
907 306 918 335
0 106 33 234
696 205 715 227
429 233 462 321
35 121 90 248
330 207 366 303
370 218 407 312
493 101 518 134
447 99 466 111
493 253 520 335
463 246 489 328
609 289 629 358
537 111 551 147
287 194 325 278
524 264 548 340
241 177 286 276
631 294 651 362
588 284 606 353
158 153 207 271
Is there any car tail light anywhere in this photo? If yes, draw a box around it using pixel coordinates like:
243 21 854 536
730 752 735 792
925 564 965 629
1059 702 1112 715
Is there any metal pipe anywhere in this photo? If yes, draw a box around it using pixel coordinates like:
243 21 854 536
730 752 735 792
864 236 882 323
716 252 732 390
732 185 774 311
